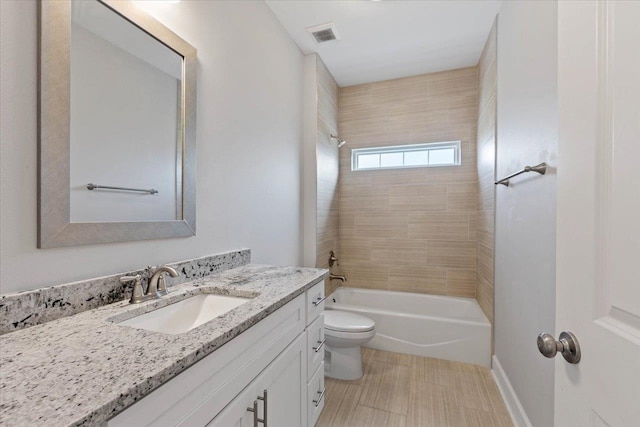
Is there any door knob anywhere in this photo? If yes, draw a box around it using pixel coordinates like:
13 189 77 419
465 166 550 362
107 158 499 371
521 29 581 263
537 331 581 364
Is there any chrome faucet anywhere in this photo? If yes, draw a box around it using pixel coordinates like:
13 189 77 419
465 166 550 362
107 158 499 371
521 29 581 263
148 265 179 297
119 265 179 304
329 274 347 282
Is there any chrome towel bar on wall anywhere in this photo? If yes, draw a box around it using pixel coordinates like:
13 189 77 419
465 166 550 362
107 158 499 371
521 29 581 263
495 162 547 186
86 183 158 194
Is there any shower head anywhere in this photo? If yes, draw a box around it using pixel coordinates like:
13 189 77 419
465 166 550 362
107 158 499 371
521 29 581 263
330 134 347 148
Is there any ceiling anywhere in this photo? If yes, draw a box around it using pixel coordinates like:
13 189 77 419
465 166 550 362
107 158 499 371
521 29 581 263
265 0 501 87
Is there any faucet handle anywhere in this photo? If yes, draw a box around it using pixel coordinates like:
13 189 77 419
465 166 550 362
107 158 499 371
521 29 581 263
119 275 141 285
328 250 340 267
119 275 146 304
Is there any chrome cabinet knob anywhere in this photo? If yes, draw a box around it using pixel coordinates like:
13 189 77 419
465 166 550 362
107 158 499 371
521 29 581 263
537 331 581 364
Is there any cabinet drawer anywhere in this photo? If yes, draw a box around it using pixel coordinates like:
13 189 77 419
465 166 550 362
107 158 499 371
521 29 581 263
307 314 325 381
305 281 325 325
307 363 325 427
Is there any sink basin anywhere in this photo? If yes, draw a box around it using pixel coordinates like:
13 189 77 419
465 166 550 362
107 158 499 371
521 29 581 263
118 294 251 334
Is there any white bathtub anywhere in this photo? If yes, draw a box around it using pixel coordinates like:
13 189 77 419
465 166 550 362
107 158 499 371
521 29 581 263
325 287 491 367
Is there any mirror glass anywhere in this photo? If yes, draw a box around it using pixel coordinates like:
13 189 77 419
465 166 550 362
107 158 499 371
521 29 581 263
70 0 183 222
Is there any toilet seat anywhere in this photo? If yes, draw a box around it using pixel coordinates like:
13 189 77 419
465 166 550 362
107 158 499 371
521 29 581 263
324 310 375 333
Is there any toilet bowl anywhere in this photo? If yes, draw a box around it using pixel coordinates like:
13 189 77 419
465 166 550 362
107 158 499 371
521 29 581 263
324 310 376 380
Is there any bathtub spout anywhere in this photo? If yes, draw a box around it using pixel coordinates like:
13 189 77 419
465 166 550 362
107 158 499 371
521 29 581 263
330 274 347 282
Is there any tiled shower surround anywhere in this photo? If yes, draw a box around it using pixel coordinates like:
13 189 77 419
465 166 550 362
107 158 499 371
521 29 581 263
476 21 498 324
314 57 341 296
337 67 480 297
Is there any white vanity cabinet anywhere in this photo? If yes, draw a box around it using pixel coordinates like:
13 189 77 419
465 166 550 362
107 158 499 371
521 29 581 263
105 282 326 427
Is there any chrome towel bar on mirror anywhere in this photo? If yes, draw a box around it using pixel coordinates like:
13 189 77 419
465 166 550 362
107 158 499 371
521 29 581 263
495 162 547 186
86 183 158 194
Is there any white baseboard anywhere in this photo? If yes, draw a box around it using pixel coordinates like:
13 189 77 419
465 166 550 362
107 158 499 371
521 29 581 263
491 355 533 427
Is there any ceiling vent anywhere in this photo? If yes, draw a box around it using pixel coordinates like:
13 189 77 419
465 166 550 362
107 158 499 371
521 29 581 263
306 22 340 44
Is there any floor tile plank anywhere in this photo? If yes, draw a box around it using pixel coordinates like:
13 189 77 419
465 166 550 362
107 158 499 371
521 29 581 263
351 405 391 427
318 349 513 427
373 362 410 415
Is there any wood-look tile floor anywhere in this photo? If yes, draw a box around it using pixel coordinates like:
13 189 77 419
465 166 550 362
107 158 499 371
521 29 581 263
317 348 513 427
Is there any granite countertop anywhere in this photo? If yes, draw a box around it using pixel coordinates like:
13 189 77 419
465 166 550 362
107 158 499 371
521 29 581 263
0 264 328 426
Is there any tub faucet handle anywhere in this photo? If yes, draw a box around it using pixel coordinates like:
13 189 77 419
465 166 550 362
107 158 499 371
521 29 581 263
329 250 340 267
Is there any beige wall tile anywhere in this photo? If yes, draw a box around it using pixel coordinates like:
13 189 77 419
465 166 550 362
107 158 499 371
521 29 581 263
371 239 428 266
388 184 447 212
338 66 480 298
369 168 431 186
341 262 389 290
427 240 476 269
339 83 372 106
477 228 494 249
407 213 470 241
477 242 494 285
340 238 372 263
475 21 497 332
447 268 477 297
338 217 355 241
354 212 409 240
477 208 494 233
315 57 340 298
447 183 478 212
477 274 494 324
468 212 478 241
324 277 340 298
407 123 473 145
388 266 447 295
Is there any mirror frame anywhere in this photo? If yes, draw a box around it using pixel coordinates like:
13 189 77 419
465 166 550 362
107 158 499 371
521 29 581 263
38 0 197 248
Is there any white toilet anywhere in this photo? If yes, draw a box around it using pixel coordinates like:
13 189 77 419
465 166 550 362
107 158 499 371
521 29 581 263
324 310 376 380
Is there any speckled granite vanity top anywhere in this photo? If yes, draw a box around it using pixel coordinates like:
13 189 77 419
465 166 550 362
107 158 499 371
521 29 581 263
0 264 328 426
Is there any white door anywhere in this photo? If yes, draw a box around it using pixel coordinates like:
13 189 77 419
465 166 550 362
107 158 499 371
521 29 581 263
556 1 640 426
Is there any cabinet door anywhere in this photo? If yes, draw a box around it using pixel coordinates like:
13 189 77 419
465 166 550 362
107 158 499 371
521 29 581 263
205 382 257 427
207 333 308 427
256 332 308 427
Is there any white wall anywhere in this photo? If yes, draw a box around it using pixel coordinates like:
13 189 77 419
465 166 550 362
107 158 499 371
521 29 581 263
0 0 304 293
70 23 179 222
494 1 557 426
302 54 318 268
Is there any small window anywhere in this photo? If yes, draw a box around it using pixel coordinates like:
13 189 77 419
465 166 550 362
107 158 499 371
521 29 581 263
351 141 461 171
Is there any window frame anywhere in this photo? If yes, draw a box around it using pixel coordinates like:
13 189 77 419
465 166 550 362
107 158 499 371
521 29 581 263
350 141 462 172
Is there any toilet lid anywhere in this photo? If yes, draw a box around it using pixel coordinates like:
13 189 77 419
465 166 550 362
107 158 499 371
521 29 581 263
324 310 375 333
